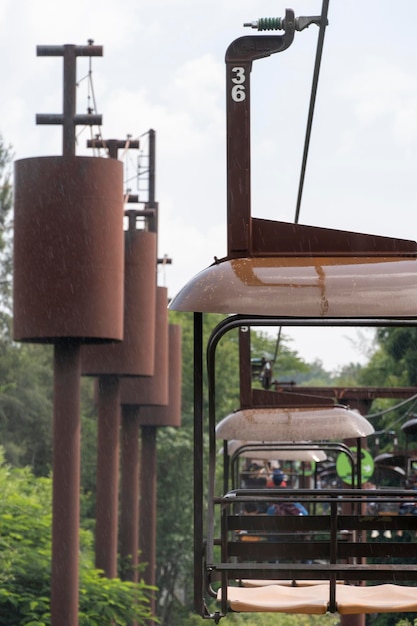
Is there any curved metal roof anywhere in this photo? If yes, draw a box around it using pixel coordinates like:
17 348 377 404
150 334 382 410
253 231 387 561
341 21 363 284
169 256 417 316
215 406 374 441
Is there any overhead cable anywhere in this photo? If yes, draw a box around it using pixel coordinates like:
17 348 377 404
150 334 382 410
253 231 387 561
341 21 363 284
294 0 330 224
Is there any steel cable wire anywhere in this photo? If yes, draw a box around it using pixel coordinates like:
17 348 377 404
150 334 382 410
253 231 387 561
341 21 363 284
294 0 330 224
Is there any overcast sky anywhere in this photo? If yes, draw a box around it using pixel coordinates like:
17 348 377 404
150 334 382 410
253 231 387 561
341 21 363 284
1 0 416 370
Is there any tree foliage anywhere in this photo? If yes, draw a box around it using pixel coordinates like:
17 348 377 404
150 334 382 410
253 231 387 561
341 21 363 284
0 450 155 625
356 328 417 461
0 343 54 474
0 134 13 330
376 328 417 386
0 135 56 474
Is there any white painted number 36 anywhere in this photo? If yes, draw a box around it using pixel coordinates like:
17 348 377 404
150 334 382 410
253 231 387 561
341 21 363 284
231 66 246 102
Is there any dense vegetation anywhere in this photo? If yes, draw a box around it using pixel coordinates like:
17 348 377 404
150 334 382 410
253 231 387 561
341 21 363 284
0 451 155 625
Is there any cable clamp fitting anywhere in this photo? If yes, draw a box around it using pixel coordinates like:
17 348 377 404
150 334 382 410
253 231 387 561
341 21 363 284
243 15 326 32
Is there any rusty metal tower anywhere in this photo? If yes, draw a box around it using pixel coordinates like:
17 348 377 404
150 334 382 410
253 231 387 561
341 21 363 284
13 43 124 626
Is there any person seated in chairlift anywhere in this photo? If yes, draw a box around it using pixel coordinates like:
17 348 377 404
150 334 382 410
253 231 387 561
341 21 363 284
267 468 308 516
241 462 268 509
243 462 268 488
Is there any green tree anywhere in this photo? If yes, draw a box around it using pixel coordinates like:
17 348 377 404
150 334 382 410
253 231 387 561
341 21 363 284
0 134 13 332
0 450 155 625
356 328 417 460
0 343 53 474
376 328 417 386
0 136 56 474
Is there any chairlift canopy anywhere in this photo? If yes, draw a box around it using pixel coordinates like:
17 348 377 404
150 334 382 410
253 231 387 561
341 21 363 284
216 406 374 442
169 256 417 317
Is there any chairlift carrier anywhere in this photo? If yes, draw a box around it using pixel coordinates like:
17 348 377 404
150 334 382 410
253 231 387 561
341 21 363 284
169 10 417 622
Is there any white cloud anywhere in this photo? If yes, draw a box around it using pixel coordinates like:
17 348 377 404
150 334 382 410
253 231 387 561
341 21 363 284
158 202 226 299
336 57 417 146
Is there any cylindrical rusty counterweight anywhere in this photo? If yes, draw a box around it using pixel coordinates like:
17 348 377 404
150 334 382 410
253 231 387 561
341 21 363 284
119 286 169 406
82 229 157 376
13 156 124 343
139 324 182 426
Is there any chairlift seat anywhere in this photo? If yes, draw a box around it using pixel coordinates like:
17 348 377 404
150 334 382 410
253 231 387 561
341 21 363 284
218 583 417 614
217 583 329 614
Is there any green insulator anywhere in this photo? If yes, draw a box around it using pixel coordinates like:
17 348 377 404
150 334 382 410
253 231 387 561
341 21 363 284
257 17 283 31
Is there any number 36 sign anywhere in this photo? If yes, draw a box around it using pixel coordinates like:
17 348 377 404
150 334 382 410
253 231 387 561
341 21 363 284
231 66 246 102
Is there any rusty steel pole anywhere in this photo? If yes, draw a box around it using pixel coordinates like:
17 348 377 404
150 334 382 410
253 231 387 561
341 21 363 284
86 213 157 578
14 44 125 626
119 286 169 624
82 137 150 580
120 405 141 582
94 376 121 577
139 425 157 616
36 44 103 158
133 324 182 626
51 343 81 626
